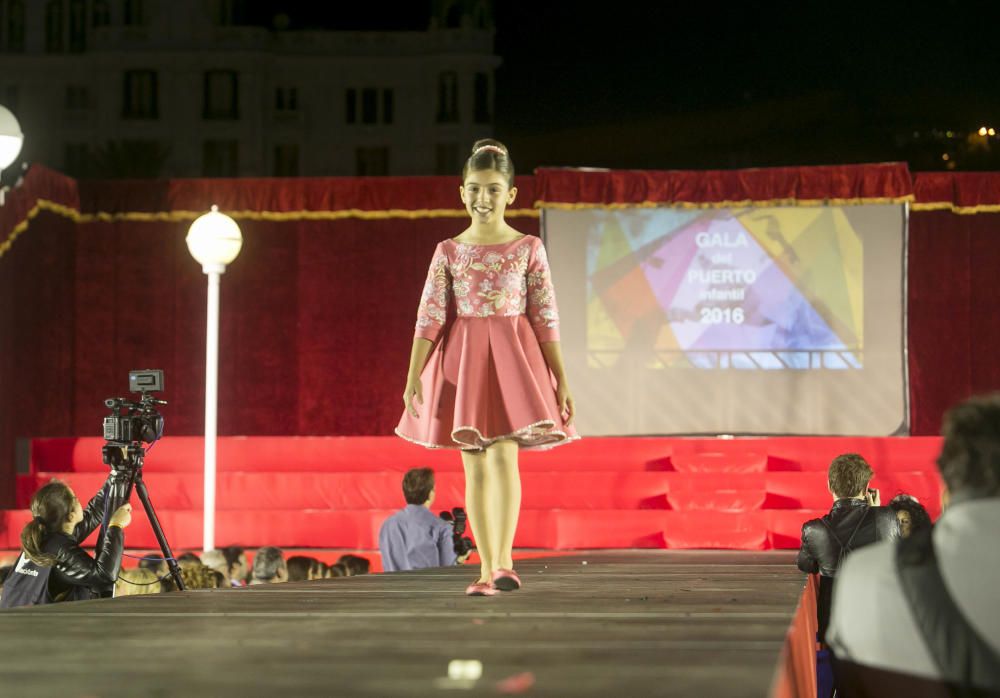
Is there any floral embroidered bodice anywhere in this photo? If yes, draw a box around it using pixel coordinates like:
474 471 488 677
414 235 560 343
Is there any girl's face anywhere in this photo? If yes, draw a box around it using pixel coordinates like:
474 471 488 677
460 169 517 224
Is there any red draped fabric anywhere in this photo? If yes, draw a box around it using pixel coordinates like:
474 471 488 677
2 164 999 504
0 168 538 505
534 163 913 207
913 171 1000 213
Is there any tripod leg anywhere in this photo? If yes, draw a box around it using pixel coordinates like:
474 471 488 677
133 476 185 591
95 468 137 599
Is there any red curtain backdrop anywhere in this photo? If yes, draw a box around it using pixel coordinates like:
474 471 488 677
2 164 999 505
534 163 913 207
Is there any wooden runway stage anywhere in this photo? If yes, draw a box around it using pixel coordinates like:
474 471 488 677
0 551 804 697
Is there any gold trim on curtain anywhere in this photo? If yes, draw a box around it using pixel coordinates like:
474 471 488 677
535 196 915 210
0 199 540 259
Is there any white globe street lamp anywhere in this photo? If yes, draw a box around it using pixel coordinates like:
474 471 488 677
0 105 24 206
186 205 243 552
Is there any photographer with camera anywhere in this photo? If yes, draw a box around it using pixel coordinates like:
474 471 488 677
1 478 132 608
379 468 471 572
797 454 900 644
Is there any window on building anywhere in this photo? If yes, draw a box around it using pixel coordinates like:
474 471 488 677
203 70 238 120
345 88 357 124
92 1 110 27
65 85 90 109
361 88 377 125
356 146 389 176
6 1 25 52
437 72 458 123
216 0 248 26
273 144 299 177
435 143 459 175
203 140 238 177
45 0 64 53
122 70 157 119
382 89 394 125
64 143 91 177
68 0 86 51
474 72 490 123
275 87 298 112
123 0 144 26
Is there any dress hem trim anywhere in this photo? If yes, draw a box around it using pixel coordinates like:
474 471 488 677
395 421 580 452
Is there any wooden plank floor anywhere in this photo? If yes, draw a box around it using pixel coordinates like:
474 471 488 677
0 551 804 697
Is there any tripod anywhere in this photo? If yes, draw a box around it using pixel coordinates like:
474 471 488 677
99 442 185 594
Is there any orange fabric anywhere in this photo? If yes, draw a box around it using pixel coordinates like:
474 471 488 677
771 574 819 698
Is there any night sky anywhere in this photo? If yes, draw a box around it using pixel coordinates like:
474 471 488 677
261 1 1000 171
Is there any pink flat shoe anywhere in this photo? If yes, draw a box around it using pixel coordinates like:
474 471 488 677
491 568 522 591
465 581 497 596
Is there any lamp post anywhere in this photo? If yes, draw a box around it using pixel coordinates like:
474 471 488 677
0 105 24 206
186 205 243 552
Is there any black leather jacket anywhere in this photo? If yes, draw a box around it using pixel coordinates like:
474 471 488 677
798 498 900 642
43 475 124 602
797 498 900 577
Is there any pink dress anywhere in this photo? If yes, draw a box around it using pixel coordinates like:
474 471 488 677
395 235 579 451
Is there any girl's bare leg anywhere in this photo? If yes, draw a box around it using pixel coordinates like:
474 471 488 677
485 439 521 571
461 449 493 583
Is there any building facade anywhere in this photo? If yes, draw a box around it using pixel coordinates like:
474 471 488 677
0 0 498 178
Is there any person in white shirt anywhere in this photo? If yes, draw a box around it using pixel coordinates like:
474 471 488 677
827 393 1000 694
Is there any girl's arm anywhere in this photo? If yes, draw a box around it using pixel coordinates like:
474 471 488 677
403 338 434 417
404 245 451 418
541 341 574 426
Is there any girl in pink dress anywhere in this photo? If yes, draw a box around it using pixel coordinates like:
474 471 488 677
396 139 578 595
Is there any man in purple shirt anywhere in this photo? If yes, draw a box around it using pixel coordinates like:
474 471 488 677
379 468 459 572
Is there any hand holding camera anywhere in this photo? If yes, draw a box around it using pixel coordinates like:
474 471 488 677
866 487 880 507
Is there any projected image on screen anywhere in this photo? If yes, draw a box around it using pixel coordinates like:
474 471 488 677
545 204 906 436
587 208 862 370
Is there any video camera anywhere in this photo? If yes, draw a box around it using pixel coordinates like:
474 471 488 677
102 370 166 470
439 507 474 559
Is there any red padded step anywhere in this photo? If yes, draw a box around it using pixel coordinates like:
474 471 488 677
1 508 831 551
17 470 942 516
28 436 945 474
29 436 678 473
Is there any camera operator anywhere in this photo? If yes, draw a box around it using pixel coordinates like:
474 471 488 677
1 477 132 608
379 468 469 572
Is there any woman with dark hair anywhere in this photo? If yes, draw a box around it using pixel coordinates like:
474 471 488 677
0 478 131 608
888 494 933 538
396 139 578 596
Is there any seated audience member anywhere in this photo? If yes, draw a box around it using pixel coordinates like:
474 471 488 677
176 552 202 570
378 467 458 573
797 453 899 642
180 564 226 590
160 563 226 591
115 566 162 596
287 555 323 582
828 394 1000 695
200 549 232 587
250 547 287 585
221 545 248 587
338 554 371 576
888 494 932 538
326 562 348 578
138 555 169 579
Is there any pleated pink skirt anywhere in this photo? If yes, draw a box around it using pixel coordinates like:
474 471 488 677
395 315 579 451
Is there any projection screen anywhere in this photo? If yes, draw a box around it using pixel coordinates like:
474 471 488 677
544 205 908 435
